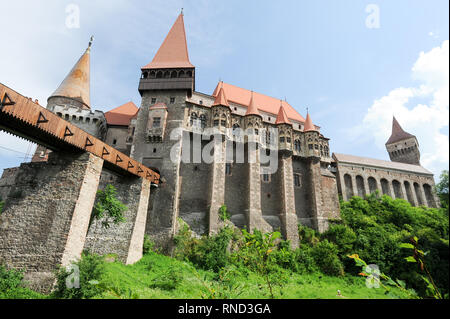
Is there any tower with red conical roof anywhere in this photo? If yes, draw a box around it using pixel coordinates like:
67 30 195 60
138 13 195 96
385 116 420 165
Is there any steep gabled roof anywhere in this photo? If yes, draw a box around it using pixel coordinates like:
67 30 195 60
50 40 92 108
275 102 292 125
386 116 415 144
142 13 194 69
105 101 138 126
212 81 305 122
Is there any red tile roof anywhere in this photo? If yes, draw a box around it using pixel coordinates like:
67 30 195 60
275 103 292 125
212 85 230 107
142 13 194 69
386 116 415 144
212 82 305 123
105 101 138 126
303 113 317 132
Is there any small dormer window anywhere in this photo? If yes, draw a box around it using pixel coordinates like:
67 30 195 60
151 98 157 104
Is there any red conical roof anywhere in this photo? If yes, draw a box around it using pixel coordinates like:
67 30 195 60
212 84 230 107
245 91 261 116
303 112 317 132
142 13 194 69
275 102 292 125
386 116 415 144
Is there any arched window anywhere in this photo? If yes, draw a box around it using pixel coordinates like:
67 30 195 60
190 112 198 126
171 70 177 78
186 70 192 77
200 114 207 129
344 174 354 199
178 70 185 77
232 123 241 136
156 71 163 78
164 71 170 78
150 71 156 78
294 140 301 152
142 71 148 79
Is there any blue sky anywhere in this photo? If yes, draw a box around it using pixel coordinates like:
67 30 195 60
0 0 448 179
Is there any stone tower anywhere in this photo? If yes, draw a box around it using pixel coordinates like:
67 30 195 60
33 38 106 162
131 13 194 250
385 116 420 166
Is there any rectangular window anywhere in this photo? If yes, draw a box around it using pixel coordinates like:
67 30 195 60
314 144 319 150
113 139 117 145
280 137 285 143
170 97 175 104
213 119 219 127
286 137 291 143
151 97 157 104
294 174 301 187
221 120 226 126
153 117 161 128
262 173 270 183
225 163 232 176
308 144 313 150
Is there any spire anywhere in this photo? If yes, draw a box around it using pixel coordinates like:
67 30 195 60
303 111 316 132
142 13 194 69
245 91 261 116
386 116 415 144
212 83 230 107
49 36 92 109
275 101 291 125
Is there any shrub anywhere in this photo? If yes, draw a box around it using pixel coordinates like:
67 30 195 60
311 240 344 276
150 266 183 290
298 225 319 245
0 264 24 296
52 252 106 299
143 234 155 255
322 224 356 256
90 184 127 230
293 245 318 274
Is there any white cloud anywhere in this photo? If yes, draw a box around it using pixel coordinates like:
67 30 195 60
355 40 449 176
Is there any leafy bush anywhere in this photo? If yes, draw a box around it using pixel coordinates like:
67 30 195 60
311 240 344 276
90 184 127 229
149 266 183 290
52 252 106 299
174 222 233 272
143 234 155 255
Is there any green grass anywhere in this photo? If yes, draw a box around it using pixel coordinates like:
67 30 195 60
96 252 411 299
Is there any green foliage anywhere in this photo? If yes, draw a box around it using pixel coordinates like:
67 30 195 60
174 222 234 272
219 204 231 221
0 200 4 214
143 234 156 255
340 194 449 298
311 240 344 276
52 252 106 299
436 170 449 208
149 266 183 290
90 184 127 229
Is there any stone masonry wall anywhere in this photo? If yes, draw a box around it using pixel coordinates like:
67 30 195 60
0 152 103 292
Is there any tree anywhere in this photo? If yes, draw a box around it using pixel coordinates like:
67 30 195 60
435 170 449 208
89 184 127 229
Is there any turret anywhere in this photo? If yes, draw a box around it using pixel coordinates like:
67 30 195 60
303 112 320 158
138 13 195 96
385 116 420 165
275 101 293 152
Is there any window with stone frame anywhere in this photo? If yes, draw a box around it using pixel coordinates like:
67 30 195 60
151 97 157 104
153 117 161 128
308 144 313 150
225 163 232 176
294 173 301 187
261 172 270 183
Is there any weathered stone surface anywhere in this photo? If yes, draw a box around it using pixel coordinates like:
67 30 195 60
0 152 103 292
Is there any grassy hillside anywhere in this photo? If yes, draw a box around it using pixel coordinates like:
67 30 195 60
89 252 412 299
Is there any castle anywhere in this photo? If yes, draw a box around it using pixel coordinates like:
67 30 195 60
0 13 439 288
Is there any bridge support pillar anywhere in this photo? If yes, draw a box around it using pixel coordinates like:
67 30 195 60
84 175 151 264
0 152 103 292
